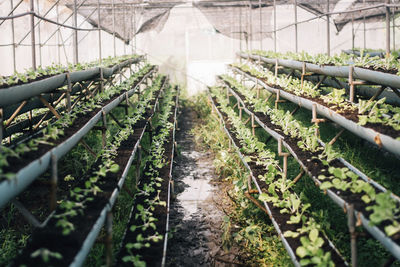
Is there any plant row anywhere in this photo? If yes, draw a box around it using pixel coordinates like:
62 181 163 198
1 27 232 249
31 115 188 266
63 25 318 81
0 64 154 183
220 75 400 259
233 62 400 140
0 55 141 89
117 85 178 267
11 75 167 267
209 86 347 266
251 50 400 75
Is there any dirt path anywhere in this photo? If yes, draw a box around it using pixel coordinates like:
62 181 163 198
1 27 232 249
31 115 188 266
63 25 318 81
166 107 242 267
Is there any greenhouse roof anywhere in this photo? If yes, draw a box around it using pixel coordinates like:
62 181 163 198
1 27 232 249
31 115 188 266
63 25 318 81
62 0 400 42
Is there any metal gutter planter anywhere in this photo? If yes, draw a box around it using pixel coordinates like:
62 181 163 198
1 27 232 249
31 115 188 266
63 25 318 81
231 66 400 158
241 52 400 90
0 57 142 108
0 68 155 209
222 80 400 261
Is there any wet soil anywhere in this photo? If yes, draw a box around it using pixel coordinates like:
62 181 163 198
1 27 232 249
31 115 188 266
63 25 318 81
166 107 244 267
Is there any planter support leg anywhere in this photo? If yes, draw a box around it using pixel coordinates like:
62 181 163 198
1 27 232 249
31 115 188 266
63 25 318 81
109 112 124 128
391 87 400 99
100 68 104 92
251 114 256 136
66 72 72 112
5 101 27 128
274 58 279 77
312 75 327 91
311 104 326 136
293 170 305 184
80 140 97 157
275 90 286 109
39 96 61 119
12 199 43 228
369 86 385 102
278 138 290 184
50 153 58 212
290 105 300 116
136 145 142 186
349 66 356 103
328 129 345 146
238 100 242 120
0 108 3 146
301 62 306 89
348 204 357 267
101 110 107 149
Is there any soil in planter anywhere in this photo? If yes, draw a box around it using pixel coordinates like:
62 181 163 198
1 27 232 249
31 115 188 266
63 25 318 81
166 107 245 267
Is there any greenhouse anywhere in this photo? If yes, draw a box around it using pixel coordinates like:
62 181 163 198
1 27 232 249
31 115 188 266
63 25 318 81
1 0 400 266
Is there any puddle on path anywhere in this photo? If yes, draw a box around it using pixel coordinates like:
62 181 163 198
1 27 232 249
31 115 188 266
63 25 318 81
166 107 243 267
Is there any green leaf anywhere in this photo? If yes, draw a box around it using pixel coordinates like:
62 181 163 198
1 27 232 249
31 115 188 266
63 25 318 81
309 228 318 242
109 163 120 173
296 246 308 258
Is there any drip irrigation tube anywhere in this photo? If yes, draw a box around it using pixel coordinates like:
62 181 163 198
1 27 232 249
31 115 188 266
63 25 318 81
231 66 400 158
240 52 400 91
70 78 167 267
0 68 155 210
223 82 400 261
0 57 142 108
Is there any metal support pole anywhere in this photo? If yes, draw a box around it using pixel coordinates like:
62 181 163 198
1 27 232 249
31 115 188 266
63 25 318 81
66 73 72 112
273 0 277 52
393 6 396 50
56 4 61 64
136 145 142 186
36 0 42 66
249 1 252 51
10 0 16 73
363 0 366 49
101 109 107 148
326 0 330 56
259 0 262 51
352 15 355 51
294 0 298 53
133 7 137 54
30 0 36 70
386 0 391 57
97 0 102 65
239 4 242 56
123 0 126 55
112 0 116 57
130 7 134 55
73 0 78 64
50 153 58 212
